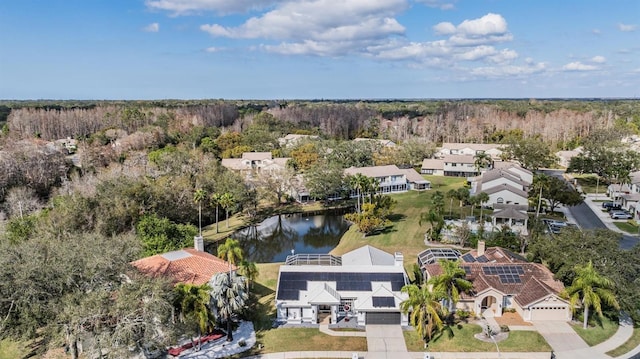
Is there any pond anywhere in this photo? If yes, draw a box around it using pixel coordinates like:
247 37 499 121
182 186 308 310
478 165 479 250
212 212 350 263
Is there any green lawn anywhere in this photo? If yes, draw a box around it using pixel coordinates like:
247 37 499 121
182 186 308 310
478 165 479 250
0 339 24 359
571 174 608 194
607 327 640 357
613 221 639 234
403 324 551 352
572 316 619 346
331 176 467 265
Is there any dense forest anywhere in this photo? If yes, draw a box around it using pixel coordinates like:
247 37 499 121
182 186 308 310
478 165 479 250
1 98 639 357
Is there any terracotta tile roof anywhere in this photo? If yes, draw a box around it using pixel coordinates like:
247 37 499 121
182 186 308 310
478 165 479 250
131 248 237 286
423 247 564 307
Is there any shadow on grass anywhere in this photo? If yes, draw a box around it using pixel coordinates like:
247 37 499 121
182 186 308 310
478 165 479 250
388 213 407 222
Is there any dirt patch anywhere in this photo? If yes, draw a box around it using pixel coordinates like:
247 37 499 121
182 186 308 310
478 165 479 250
494 311 532 326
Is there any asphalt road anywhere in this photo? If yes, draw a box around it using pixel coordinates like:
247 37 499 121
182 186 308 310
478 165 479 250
542 170 640 250
566 202 640 250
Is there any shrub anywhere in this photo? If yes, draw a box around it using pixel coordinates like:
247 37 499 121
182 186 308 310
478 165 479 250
500 325 510 332
238 340 247 347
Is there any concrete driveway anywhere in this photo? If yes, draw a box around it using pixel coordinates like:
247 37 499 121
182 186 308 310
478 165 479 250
531 321 618 359
365 325 410 359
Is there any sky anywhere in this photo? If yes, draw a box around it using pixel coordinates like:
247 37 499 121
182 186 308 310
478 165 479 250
0 0 639 100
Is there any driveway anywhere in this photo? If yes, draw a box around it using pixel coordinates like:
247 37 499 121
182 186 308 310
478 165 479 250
531 321 615 359
365 325 410 359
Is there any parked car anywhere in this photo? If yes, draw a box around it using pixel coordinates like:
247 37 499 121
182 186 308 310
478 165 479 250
603 202 622 211
610 211 633 220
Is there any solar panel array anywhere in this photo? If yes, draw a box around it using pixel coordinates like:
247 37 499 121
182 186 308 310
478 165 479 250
372 296 396 308
476 255 489 263
461 253 475 263
276 272 407 300
462 266 471 275
482 265 525 284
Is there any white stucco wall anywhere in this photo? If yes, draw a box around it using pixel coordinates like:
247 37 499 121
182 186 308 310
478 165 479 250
488 190 528 206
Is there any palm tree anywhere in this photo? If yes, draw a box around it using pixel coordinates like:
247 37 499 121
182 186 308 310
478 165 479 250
476 192 490 222
239 259 259 289
455 187 470 219
219 192 235 229
400 284 447 343
210 193 222 234
419 209 444 241
174 283 216 350
210 272 248 342
474 152 492 174
446 189 457 219
564 261 619 329
428 259 473 313
364 177 380 203
430 190 445 216
349 173 367 213
217 238 244 275
193 188 207 237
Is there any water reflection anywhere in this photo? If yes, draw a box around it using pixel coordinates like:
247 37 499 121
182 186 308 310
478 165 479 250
229 213 350 263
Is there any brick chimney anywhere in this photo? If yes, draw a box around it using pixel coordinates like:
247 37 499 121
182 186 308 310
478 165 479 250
478 240 486 256
194 235 204 252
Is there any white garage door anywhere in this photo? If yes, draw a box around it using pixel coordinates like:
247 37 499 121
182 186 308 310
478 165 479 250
530 306 567 321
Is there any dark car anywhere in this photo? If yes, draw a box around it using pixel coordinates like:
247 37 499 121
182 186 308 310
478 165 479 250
603 202 622 211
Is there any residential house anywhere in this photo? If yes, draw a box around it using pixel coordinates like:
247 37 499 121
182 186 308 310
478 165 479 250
470 166 532 208
555 148 582 168
221 152 290 174
492 162 533 184
275 245 409 326
490 204 529 235
607 183 632 201
344 165 431 193
438 143 504 159
131 237 237 286
421 242 571 322
420 158 445 176
353 138 397 148
278 134 320 148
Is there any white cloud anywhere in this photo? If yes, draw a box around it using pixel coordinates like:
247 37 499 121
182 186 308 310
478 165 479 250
562 61 598 71
455 45 496 61
469 62 546 78
143 22 160 32
201 0 407 56
146 0 280 15
618 23 637 32
205 46 223 53
434 13 512 46
417 0 456 10
433 22 456 35
591 55 606 63
592 28 601 35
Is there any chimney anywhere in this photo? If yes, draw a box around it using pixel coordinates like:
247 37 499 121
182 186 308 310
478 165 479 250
394 252 404 267
478 240 486 256
194 235 204 252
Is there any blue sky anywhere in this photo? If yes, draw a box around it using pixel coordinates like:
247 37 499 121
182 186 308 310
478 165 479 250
0 0 638 99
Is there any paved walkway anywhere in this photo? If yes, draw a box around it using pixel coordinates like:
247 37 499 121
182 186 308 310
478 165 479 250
320 324 367 337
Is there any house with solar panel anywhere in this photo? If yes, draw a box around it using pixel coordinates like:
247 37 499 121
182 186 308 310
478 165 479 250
275 245 410 326
419 242 571 322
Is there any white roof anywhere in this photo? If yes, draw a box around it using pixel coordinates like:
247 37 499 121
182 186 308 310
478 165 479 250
341 245 395 266
355 284 406 311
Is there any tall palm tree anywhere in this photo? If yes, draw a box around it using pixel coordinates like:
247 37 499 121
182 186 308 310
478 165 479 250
365 177 380 203
446 189 457 218
430 190 445 216
564 261 619 329
239 259 259 289
174 283 216 350
400 284 447 343
193 189 207 237
428 259 473 313
217 238 244 275
476 192 490 222
474 152 492 174
348 174 365 213
210 193 222 234
210 272 248 341
219 192 235 229
455 187 470 219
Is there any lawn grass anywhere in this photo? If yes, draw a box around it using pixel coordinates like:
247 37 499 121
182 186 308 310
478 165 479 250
613 221 639 234
0 339 25 359
607 327 640 357
403 324 551 352
572 316 619 346
252 328 367 354
571 173 608 194
331 176 467 265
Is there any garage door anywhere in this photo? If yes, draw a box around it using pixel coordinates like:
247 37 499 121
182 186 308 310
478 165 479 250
530 306 567 321
365 312 401 325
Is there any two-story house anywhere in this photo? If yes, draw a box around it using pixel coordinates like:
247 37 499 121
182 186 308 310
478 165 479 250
438 142 504 159
344 165 431 194
221 152 290 175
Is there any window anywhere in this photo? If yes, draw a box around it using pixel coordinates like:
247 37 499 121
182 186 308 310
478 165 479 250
497 197 504 204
